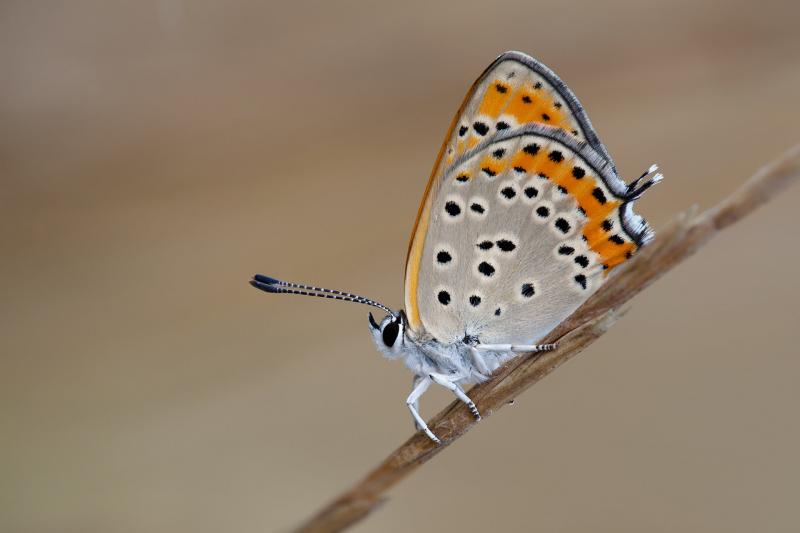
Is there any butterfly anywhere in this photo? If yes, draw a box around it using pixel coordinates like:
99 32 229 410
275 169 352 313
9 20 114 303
251 51 661 443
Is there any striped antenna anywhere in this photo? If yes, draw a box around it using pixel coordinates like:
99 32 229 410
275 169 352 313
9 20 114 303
250 274 394 315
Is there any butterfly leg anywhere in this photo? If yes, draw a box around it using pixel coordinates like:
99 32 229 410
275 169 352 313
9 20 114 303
410 375 426 430
475 343 557 353
406 375 439 444
429 373 481 421
469 346 492 377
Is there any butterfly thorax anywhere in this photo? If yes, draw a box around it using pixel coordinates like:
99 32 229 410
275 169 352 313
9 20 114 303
399 322 512 384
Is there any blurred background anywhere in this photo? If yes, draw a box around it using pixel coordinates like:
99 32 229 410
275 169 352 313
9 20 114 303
2 1 799 532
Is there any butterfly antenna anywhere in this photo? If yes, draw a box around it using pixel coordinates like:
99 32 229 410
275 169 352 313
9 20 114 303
626 163 663 200
250 274 394 315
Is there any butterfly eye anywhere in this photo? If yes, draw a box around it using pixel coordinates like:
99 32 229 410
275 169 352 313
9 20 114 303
382 320 400 347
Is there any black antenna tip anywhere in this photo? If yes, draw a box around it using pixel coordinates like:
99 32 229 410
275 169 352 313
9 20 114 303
253 274 281 285
250 278 280 293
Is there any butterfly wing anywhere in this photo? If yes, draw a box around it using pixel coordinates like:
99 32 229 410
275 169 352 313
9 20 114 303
412 125 652 345
445 50 616 174
404 52 655 342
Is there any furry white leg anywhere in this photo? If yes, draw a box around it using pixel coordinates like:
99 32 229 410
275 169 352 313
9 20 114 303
406 376 439 444
429 373 481 421
410 375 425 430
469 346 492 377
475 343 557 353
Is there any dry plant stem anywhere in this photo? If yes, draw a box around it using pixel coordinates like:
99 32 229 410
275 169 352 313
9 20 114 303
297 145 800 533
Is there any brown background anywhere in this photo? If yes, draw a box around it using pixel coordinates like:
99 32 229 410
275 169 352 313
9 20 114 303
2 1 800 532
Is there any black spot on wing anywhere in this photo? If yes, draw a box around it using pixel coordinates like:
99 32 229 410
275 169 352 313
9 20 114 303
478 261 495 277
521 283 535 298
523 143 540 155
592 187 607 205
473 121 489 136
444 201 461 217
500 187 516 199
496 239 516 252
574 255 589 268
554 218 571 234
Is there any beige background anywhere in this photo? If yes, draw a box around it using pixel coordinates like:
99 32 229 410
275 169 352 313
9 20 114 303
2 1 800 532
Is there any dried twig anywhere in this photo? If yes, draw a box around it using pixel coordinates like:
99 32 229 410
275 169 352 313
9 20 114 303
297 145 800 533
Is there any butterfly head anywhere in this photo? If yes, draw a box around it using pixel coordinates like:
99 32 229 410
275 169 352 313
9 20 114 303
368 310 407 358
